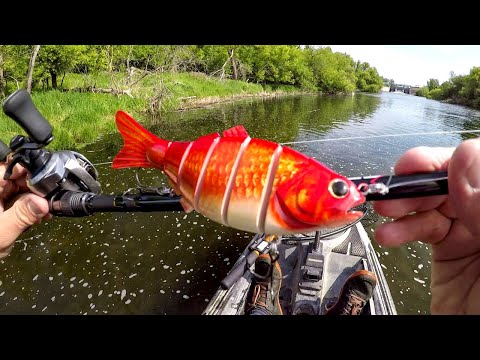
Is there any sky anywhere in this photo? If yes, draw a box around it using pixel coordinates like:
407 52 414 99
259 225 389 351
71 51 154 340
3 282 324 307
322 45 480 87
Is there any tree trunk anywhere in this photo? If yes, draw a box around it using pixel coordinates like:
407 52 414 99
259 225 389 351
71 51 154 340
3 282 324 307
60 72 66 88
26 45 40 93
228 49 238 80
108 46 114 72
51 72 57 89
65 86 133 97
126 45 132 76
0 52 4 98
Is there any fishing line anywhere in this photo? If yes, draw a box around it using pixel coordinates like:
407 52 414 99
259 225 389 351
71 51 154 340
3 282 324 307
280 129 480 146
92 129 480 166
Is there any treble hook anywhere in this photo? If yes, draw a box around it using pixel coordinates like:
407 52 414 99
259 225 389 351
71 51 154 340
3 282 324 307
122 170 176 196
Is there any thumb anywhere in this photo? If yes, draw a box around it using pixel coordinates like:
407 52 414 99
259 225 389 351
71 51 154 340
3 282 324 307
449 138 480 235
0 194 50 258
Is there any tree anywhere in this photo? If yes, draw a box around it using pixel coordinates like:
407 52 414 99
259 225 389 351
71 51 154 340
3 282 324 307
26 45 40 93
355 61 383 93
37 45 87 89
101 45 130 73
460 67 480 101
235 46 257 82
0 45 31 94
427 78 440 91
128 45 172 71
228 48 239 80
382 77 395 87
165 46 200 73
196 45 231 78
305 47 357 94
74 45 108 74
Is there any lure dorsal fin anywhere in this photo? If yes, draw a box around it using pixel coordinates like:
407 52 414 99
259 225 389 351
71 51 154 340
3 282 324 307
222 125 249 138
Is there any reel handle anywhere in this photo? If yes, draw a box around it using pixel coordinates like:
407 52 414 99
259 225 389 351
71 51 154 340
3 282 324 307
2 89 54 145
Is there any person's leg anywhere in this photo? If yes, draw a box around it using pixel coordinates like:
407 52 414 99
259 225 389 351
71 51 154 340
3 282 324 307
244 254 283 315
325 270 377 315
248 307 272 315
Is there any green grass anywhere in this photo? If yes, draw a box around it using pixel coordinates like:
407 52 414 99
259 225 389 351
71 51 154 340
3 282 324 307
0 90 143 150
0 72 299 151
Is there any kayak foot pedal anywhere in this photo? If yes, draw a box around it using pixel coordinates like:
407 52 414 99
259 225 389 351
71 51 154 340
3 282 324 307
298 252 324 294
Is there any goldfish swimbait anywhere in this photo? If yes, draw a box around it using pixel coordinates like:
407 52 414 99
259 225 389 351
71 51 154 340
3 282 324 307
112 111 365 235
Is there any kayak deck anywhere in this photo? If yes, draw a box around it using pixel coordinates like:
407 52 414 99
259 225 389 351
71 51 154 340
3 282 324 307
203 222 397 315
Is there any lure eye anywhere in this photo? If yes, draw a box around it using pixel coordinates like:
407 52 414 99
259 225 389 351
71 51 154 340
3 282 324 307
329 179 349 198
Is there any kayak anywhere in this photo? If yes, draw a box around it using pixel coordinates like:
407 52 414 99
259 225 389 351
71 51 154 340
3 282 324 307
203 204 397 315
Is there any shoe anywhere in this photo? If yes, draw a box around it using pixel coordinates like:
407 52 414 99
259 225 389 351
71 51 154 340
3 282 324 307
325 270 377 315
245 254 283 315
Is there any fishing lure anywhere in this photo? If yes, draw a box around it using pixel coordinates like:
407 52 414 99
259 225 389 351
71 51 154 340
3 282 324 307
112 111 365 234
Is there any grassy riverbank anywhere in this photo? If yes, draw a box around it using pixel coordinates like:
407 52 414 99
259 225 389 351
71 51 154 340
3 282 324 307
0 72 299 150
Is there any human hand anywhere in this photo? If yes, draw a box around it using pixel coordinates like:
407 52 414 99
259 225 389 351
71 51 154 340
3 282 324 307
0 163 51 259
373 138 480 314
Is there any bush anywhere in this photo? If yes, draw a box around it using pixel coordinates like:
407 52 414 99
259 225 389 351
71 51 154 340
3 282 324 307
427 88 444 100
415 86 429 97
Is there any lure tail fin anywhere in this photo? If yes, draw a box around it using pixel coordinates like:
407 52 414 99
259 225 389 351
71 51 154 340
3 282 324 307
112 111 169 169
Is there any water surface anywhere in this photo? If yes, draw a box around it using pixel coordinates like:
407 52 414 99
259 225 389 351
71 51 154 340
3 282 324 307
1 92 480 314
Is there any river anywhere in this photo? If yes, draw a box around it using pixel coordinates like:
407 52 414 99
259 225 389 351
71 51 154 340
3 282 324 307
1 92 480 315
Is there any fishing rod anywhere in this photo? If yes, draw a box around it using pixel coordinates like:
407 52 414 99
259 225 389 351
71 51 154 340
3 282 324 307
0 89 451 219
48 170 449 217
350 171 448 201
